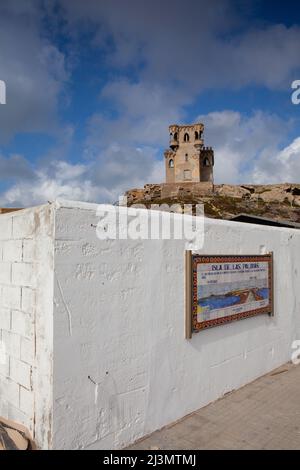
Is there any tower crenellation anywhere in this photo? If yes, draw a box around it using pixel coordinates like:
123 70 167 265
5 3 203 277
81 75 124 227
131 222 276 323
164 122 214 184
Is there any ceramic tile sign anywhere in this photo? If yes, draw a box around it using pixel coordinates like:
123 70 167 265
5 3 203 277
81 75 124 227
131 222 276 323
188 254 273 334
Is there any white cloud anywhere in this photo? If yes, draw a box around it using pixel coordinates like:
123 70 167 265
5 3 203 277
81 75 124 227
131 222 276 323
87 79 189 151
1 160 91 207
194 109 300 185
0 153 34 181
252 137 300 184
60 0 300 92
0 144 164 207
0 1 68 141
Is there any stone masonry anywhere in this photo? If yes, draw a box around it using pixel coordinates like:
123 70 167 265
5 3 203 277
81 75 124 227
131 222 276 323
165 122 214 184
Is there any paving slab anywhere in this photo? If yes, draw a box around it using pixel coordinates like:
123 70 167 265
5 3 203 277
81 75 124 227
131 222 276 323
127 363 300 450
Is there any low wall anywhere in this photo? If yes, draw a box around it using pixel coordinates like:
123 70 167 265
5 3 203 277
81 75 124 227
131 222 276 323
1 200 299 449
0 205 54 448
52 200 300 449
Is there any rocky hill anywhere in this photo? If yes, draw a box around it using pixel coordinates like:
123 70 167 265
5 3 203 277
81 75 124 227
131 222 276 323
125 183 300 224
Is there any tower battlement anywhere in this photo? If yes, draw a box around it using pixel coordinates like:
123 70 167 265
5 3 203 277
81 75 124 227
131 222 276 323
164 122 214 184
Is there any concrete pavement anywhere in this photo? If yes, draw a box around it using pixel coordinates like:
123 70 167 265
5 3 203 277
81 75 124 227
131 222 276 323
127 362 300 450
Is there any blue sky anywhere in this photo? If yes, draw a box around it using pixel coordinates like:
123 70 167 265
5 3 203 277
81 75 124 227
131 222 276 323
1 0 300 206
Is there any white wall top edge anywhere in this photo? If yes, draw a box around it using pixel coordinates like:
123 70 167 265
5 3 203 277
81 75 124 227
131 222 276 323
0 198 297 235
0 202 53 218
54 198 300 235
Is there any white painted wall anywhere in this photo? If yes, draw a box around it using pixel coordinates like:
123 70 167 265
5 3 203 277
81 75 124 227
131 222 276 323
52 200 300 450
0 205 54 449
1 200 299 449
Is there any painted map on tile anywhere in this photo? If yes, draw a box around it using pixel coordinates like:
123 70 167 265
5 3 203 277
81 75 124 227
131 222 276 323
192 255 273 331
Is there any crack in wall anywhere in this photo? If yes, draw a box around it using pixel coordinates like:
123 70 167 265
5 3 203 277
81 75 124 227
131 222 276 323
55 271 73 336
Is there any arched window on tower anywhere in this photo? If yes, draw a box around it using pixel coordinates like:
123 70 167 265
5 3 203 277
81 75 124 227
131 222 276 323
203 157 210 167
173 132 178 141
194 131 199 140
184 133 189 142
169 159 174 168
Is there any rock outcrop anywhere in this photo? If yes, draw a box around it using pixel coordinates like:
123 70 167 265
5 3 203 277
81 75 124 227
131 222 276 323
125 183 300 223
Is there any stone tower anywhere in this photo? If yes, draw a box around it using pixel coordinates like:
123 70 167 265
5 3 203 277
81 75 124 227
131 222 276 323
164 122 214 184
